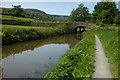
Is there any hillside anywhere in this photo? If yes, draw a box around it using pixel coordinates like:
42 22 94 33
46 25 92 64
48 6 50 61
24 9 47 16
1 7 69 20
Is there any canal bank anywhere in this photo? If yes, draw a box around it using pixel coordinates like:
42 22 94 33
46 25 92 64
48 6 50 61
44 30 95 78
2 34 80 78
2 26 118 78
44 28 118 78
2 24 74 45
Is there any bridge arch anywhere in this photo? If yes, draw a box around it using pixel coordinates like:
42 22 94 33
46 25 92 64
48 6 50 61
74 26 86 33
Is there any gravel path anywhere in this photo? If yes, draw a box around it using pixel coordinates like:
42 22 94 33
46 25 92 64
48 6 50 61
92 35 112 78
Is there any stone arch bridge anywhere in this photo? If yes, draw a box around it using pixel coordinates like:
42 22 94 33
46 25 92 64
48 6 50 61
66 22 92 33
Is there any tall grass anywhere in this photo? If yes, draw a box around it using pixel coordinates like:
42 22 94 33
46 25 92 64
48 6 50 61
2 24 74 45
44 30 95 78
94 29 118 78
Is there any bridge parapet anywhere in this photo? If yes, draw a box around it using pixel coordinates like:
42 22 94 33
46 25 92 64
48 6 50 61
66 22 87 28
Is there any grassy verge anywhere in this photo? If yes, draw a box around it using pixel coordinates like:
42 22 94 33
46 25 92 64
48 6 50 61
1 24 73 45
93 27 118 78
44 30 95 78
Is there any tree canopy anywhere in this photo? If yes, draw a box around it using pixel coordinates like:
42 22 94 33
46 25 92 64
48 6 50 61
11 5 24 17
92 1 119 24
70 4 90 22
114 11 120 24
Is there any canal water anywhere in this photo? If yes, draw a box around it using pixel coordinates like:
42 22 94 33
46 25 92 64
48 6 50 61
2 34 82 78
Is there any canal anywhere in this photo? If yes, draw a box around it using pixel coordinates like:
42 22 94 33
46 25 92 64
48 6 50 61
2 34 82 78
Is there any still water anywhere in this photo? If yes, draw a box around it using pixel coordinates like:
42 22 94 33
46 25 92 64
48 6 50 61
2 34 82 78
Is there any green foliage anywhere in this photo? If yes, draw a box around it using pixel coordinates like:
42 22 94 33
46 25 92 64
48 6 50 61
2 24 74 45
70 4 90 22
114 12 120 25
11 5 24 17
93 28 118 78
44 30 95 78
94 25 119 31
92 2 119 24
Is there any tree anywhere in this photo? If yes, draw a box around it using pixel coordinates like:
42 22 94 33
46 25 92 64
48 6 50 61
114 12 120 24
11 5 24 17
70 4 90 22
92 1 119 24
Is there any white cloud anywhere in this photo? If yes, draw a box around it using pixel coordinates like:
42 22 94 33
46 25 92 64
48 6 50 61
1 0 119 2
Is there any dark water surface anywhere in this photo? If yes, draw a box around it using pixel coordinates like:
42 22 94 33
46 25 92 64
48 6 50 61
2 34 82 78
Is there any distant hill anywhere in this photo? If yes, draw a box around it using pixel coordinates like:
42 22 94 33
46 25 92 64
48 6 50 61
1 7 69 20
23 9 48 17
50 14 69 20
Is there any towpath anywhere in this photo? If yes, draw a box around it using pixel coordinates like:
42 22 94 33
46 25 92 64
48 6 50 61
92 35 112 78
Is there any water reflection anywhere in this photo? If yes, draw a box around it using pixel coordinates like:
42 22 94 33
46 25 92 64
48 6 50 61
2 34 82 78
2 34 80 59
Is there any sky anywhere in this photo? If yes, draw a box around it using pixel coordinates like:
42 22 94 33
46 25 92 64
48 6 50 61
1 2 97 15
1 1 120 15
1 0 119 2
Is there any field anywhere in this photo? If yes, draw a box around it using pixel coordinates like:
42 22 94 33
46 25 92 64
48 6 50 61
1 15 45 22
1 24 74 45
